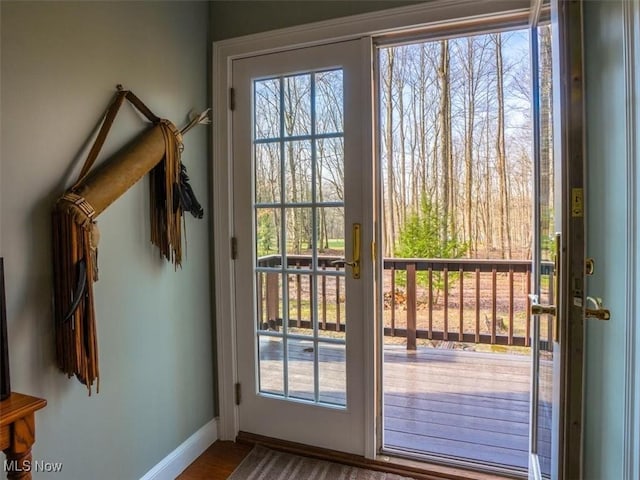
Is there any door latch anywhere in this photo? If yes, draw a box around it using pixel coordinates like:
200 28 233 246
585 296 611 321
530 233 561 341
330 223 361 279
585 258 595 276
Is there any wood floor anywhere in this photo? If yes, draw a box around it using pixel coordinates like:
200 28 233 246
383 345 551 472
177 441 253 480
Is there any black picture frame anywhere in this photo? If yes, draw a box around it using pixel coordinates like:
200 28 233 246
1 258 10 401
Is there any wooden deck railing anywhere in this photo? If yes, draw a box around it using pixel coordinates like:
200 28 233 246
257 255 554 349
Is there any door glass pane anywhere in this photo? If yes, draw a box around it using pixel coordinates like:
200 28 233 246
287 338 315 401
255 208 282 259
316 70 343 134
254 78 280 140
316 274 346 339
255 143 281 204
534 23 555 478
378 26 544 472
316 206 345 261
258 335 284 395
256 271 283 333
253 69 346 408
285 207 313 263
316 137 345 203
283 74 311 137
287 272 313 337
284 140 312 203
318 342 346 405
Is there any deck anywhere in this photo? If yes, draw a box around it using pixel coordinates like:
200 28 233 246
257 255 554 472
383 345 551 471
259 338 552 472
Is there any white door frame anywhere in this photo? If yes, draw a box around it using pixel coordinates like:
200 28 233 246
622 1 640 477
212 0 541 460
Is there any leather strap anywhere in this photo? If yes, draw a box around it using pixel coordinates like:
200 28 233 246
73 88 161 189
125 90 160 124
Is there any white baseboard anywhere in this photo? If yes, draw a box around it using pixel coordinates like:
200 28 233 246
140 418 218 480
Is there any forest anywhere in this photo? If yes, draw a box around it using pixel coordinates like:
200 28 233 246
380 26 554 260
253 26 554 263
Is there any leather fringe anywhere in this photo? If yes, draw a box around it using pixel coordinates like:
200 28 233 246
150 121 183 267
52 211 100 394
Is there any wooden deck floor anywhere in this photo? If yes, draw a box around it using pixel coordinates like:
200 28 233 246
258 338 552 472
383 345 551 471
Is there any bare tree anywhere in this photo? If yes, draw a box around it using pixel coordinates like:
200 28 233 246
438 39 451 243
494 33 512 258
540 25 553 257
381 49 397 256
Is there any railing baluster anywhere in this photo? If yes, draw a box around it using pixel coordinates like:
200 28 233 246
321 266 327 331
491 266 497 344
391 267 396 336
459 266 464 342
407 263 417 351
335 273 341 332
296 262 301 328
309 273 313 331
548 268 555 349
526 269 531 347
428 266 433 340
266 272 278 329
443 267 449 341
508 267 514 345
258 272 263 328
475 267 480 343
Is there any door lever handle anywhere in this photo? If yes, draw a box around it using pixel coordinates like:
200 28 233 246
585 296 611 321
331 259 357 268
530 233 561 341
330 223 360 279
531 304 557 317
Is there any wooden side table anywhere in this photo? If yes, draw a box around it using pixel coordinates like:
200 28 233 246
0 393 47 480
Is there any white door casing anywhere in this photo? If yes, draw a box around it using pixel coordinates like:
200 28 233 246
209 2 640 471
212 2 534 460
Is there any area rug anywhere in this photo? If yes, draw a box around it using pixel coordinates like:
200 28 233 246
228 445 413 480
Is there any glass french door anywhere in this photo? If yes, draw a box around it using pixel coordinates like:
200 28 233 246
232 39 372 454
227 6 583 475
528 18 556 479
529 1 586 479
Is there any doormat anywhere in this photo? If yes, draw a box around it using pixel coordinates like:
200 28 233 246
228 445 413 480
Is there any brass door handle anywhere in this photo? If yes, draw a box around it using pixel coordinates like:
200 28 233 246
331 259 357 268
529 235 561 340
330 223 360 279
585 296 611 321
531 304 556 316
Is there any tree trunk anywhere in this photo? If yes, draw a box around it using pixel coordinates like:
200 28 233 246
540 25 553 255
484 89 492 254
495 33 512 258
398 54 407 227
464 37 476 256
384 50 396 256
438 39 451 245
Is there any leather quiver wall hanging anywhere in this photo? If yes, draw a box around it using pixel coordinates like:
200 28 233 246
52 87 204 394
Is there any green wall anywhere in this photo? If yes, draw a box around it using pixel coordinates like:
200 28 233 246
211 1 424 41
1 2 213 479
